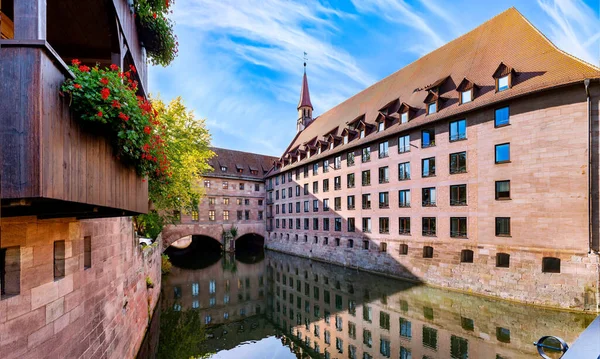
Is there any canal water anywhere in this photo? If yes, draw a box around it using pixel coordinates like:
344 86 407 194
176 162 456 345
139 246 595 359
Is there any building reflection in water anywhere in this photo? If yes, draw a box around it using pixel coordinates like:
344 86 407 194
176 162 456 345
158 249 594 359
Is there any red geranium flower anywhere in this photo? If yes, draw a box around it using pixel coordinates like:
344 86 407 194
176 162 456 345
111 100 121 108
71 59 81 66
129 64 137 73
97 111 103 117
110 64 119 71
74 84 82 89
79 65 90 72
152 12 157 19
100 87 110 100
100 78 109 86
144 126 152 134
118 112 129 122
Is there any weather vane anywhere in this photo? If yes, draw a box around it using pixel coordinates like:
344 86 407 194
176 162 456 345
303 52 308 69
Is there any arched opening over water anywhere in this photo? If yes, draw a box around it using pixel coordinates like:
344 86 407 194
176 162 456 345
235 233 265 264
165 235 223 269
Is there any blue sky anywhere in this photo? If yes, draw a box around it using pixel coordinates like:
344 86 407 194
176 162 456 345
149 0 599 157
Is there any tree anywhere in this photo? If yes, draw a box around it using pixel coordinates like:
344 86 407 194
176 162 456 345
135 96 214 239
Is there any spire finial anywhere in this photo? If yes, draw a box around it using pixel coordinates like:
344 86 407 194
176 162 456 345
303 52 307 73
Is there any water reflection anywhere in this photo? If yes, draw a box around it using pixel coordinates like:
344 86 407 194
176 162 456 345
149 249 594 359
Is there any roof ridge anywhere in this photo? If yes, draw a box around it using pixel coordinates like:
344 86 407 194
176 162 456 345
211 146 278 159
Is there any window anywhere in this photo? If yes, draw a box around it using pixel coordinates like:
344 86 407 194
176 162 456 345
244 199 250 205
83 236 92 269
427 102 437 115
221 166 227 172
362 194 371 209
450 152 467 174
323 218 330 231
209 197 216 205
379 218 389 234
397 162 410 181
399 243 409 255
461 90 472 104
323 199 329 211
450 119 467 141
422 187 436 206
323 159 329 172
223 210 229 220
421 129 435 147
422 157 436 177
255 183 260 191
496 327 511 343
304 201 309 212
313 181 318 194
362 218 372 233
542 257 561 273
336 338 343 352
240 183 245 190
334 197 341 211
209 210 215 221
496 180 510 199
363 329 372 347
450 184 467 205
347 173 355 188
347 196 355 210
496 253 510 268
335 218 342 232
461 249 474 263
204 180 211 188
347 152 355 166
422 218 436 236
378 141 389 158
237 211 243 220
399 190 411 207
334 156 342 170
347 239 354 248
378 192 389 209
313 200 319 212
495 217 510 236
495 106 510 127
400 347 411 359
380 311 390 330
380 338 391 358
343 134 349 144
1 247 20 298
498 75 509 91
334 176 341 190
422 326 438 349
363 306 372 322
348 218 355 232
360 128 366 138
362 147 370 162
495 143 510 163
222 181 228 189
399 218 410 235
225 198 230 205
304 166 309 178
398 134 410 153
244 210 250 220
378 167 389 184
54 240 66 279
335 238 340 246
237 198 243 205
313 163 319 175
401 112 409 124
304 183 309 195
400 318 412 338
362 240 369 250
323 179 329 193
378 121 385 132
362 170 371 186
451 336 469 359
304 218 309 230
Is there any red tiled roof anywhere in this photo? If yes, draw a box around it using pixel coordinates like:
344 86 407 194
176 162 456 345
206 147 278 180
272 7 600 174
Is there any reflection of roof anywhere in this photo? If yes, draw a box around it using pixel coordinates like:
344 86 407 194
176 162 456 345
274 7 600 173
206 147 278 180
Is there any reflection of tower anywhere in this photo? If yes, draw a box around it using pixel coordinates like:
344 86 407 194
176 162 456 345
296 56 313 133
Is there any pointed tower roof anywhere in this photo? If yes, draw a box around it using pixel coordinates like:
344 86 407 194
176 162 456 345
297 65 313 110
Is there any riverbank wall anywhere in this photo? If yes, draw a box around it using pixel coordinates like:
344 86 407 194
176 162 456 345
0 216 162 359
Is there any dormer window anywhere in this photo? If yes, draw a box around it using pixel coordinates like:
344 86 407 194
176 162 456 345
456 78 478 105
318 147 322 154
493 62 516 93
424 91 441 116
344 135 349 144
461 90 472 103
221 166 227 172
378 122 385 132
237 168 243 173
329 142 334 150
427 102 437 115
401 112 408 124
297 154 301 162
360 129 365 139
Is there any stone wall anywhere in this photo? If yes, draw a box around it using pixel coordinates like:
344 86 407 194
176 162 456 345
0 216 161 359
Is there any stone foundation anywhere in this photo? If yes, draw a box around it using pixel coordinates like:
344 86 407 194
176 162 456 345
266 236 600 312
0 216 161 359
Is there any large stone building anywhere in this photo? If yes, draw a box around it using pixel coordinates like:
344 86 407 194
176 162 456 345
264 8 600 311
163 147 277 251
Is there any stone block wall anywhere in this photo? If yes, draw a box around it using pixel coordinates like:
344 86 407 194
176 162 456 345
0 216 161 359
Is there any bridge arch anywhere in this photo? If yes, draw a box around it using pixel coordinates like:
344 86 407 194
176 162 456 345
162 223 266 251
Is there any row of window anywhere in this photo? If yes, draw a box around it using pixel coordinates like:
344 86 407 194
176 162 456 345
271 182 510 215
271 106 510 183
193 209 264 222
206 197 264 206
204 180 261 191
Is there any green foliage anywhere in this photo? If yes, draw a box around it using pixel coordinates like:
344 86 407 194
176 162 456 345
135 0 178 66
157 306 208 359
137 211 165 240
161 254 172 275
145 276 154 288
61 62 169 178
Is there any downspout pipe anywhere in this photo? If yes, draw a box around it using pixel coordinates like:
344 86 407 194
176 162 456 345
585 78 592 254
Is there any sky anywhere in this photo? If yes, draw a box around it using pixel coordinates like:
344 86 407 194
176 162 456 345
149 0 600 157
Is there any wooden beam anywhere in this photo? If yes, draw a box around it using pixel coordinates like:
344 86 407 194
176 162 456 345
14 0 46 40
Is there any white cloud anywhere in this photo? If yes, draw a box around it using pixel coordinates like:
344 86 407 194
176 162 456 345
538 0 600 66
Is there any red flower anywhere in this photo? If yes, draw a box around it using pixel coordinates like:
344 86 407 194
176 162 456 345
118 112 129 122
153 12 157 19
100 78 109 86
97 111 103 117
118 72 125 79
110 64 119 71
79 65 90 72
129 64 137 73
144 126 152 134
71 59 81 66
100 87 110 100
125 72 131 78
111 100 121 108
73 84 82 89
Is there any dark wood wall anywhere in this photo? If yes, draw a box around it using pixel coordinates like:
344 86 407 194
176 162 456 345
0 42 148 216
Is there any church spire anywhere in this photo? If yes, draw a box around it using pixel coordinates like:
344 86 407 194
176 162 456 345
297 56 313 133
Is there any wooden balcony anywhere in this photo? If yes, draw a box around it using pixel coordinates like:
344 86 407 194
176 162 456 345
0 40 148 218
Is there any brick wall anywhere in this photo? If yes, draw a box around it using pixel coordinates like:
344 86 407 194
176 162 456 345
0 216 161 359
265 85 600 311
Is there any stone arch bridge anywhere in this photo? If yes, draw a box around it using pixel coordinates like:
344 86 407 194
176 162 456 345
162 223 266 251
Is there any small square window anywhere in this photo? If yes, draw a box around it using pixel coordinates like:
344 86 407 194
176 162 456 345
427 102 437 115
498 76 509 91
423 246 434 258
495 107 510 127
461 90 472 104
496 253 510 268
495 180 510 199
542 257 561 273
400 112 408 124
495 143 510 163
495 217 510 236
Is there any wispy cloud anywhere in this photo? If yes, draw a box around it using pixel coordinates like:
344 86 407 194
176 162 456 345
537 0 600 66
